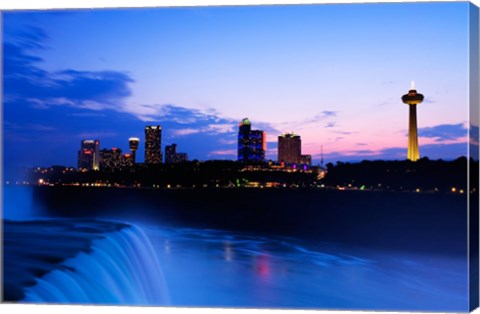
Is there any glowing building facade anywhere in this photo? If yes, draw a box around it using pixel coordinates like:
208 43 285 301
278 133 301 164
145 126 162 164
78 139 100 171
237 118 266 162
401 82 424 161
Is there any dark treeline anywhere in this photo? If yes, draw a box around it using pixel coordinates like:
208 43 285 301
26 157 478 193
323 157 476 192
27 160 319 188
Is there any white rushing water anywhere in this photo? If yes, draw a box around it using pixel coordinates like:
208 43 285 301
22 225 169 305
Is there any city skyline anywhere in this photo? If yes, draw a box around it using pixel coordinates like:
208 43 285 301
2 2 475 179
75 119 309 170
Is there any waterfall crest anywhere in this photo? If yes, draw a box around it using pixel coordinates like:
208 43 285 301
22 225 169 305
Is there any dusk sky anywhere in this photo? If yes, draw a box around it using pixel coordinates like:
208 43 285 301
2 2 476 177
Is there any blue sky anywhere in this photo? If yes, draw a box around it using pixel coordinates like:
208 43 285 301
2 2 476 178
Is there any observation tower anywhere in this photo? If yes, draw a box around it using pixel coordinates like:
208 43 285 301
401 81 424 161
129 137 140 164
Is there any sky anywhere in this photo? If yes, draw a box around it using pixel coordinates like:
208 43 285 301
1 1 477 177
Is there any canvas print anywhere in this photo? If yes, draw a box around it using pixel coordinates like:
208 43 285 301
1 1 479 312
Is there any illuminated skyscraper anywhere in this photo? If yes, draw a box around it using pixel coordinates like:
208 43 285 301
128 137 140 164
78 139 100 171
278 132 301 164
402 81 424 161
145 126 162 164
237 118 266 162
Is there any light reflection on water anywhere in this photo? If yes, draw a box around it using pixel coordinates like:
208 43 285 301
143 225 468 311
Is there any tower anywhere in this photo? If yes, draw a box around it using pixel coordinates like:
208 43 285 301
402 81 424 161
128 137 140 164
237 118 266 162
278 132 301 164
145 126 162 164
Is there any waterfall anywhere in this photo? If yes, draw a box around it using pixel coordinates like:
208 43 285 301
21 225 169 305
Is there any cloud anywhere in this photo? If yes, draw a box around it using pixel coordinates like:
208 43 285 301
4 122 56 132
205 124 235 134
162 109 239 138
137 104 207 124
3 26 264 170
171 128 201 136
321 111 337 117
420 142 467 158
422 98 435 104
418 123 467 142
303 111 338 124
317 142 467 164
375 99 395 107
334 131 355 135
69 112 107 118
77 131 119 139
208 149 237 157
134 104 242 134
218 138 237 145
3 27 134 112
274 109 338 133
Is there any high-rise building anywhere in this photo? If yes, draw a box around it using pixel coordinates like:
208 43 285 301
402 81 424 161
165 144 188 164
278 132 301 164
145 126 162 164
237 118 266 162
78 139 100 171
238 118 252 161
128 137 140 164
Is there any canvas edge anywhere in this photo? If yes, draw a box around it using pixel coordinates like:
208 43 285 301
0 1 477 313
469 1 480 312
0 10 5 305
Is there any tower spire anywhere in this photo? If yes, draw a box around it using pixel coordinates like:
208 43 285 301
321 145 324 166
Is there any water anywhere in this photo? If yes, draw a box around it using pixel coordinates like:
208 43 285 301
141 224 468 311
1 186 470 311
21 225 169 305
